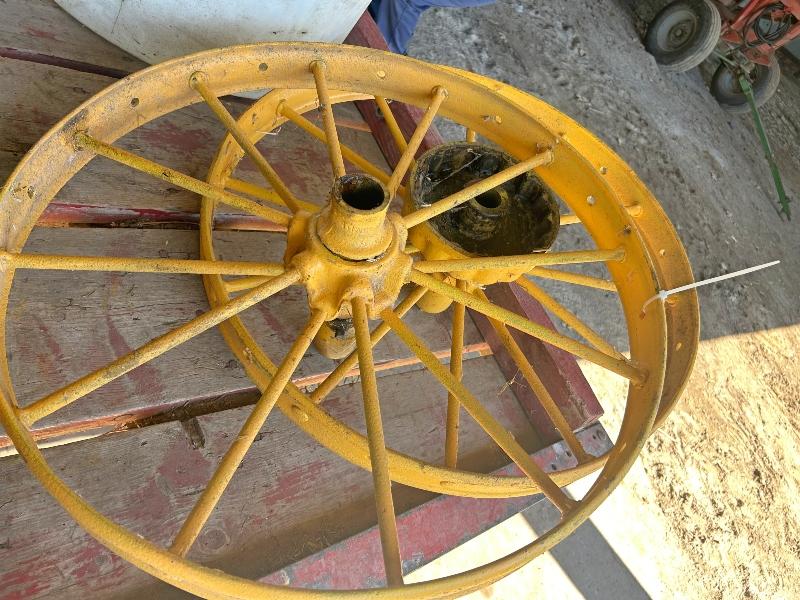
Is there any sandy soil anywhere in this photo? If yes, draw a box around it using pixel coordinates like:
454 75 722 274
409 1 800 598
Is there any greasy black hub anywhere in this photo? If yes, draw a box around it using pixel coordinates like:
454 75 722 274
408 142 560 256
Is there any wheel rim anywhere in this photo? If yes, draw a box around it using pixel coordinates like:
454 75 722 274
655 8 699 52
0 43 695 598
715 62 769 100
449 67 699 426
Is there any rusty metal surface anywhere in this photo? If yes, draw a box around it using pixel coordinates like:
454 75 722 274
408 142 560 257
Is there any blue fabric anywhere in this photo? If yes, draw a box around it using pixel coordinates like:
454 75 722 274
369 0 495 54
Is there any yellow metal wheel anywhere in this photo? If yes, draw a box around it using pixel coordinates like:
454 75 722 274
0 43 698 598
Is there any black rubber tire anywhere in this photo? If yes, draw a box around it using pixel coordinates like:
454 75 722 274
710 56 782 114
645 0 721 73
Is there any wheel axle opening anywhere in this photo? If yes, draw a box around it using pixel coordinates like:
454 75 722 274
338 174 387 211
475 189 502 209
469 187 508 217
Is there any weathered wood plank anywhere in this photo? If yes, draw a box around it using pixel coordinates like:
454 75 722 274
0 57 390 223
0 354 538 600
0 58 111 154
0 0 146 74
3 227 485 439
262 422 612 589
0 57 213 216
344 13 444 167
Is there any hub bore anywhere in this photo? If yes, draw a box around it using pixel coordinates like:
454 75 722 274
316 173 393 261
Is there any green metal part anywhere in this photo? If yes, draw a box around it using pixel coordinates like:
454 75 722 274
738 72 792 220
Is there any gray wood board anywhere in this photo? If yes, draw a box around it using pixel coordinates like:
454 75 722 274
5 227 485 435
0 354 538 599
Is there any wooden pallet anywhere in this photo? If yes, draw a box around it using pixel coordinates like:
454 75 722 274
0 3 611 598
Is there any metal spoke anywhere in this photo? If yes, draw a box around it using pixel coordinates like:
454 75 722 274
380 309 575 514
529 266 617 292
413 247 625 274
226 177 319 213
515 277 625 360
309 286 428 403
74 133 291 225
1 252 284 277
310 60 346 180
386 86 448 197
352 297 404 587
474 289 590 463
410 270 644 383
170 309 326 557
189 71 300 212
560 214 581 226
279 103 391 186
402 149 554 229
223 275 271 294
445 281 467 468
19 270 301 426
374 96 408 153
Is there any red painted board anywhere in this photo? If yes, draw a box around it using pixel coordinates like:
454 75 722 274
38 202 286 231
261 423 612 589
0 356 542 600
471 282 603 443
344 12 445 168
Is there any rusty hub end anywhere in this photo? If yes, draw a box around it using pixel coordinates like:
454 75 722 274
406 142 560 312
409 142 560 257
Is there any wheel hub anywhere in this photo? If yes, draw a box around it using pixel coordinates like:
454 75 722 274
407 142 560 312
285 173 412 321
659 9 698 51
408 143 560 263
670 24 689 42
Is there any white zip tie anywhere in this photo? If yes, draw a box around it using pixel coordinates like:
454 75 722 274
642 260 780 313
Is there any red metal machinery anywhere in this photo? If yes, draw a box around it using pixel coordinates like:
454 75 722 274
645 0 800 111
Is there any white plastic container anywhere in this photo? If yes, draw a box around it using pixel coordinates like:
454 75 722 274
56 0 370 64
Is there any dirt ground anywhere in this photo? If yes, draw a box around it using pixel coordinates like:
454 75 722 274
408 1 800 598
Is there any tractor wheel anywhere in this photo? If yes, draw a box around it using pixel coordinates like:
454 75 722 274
711 55 782 113
0 43 699 598
645 0 721 73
